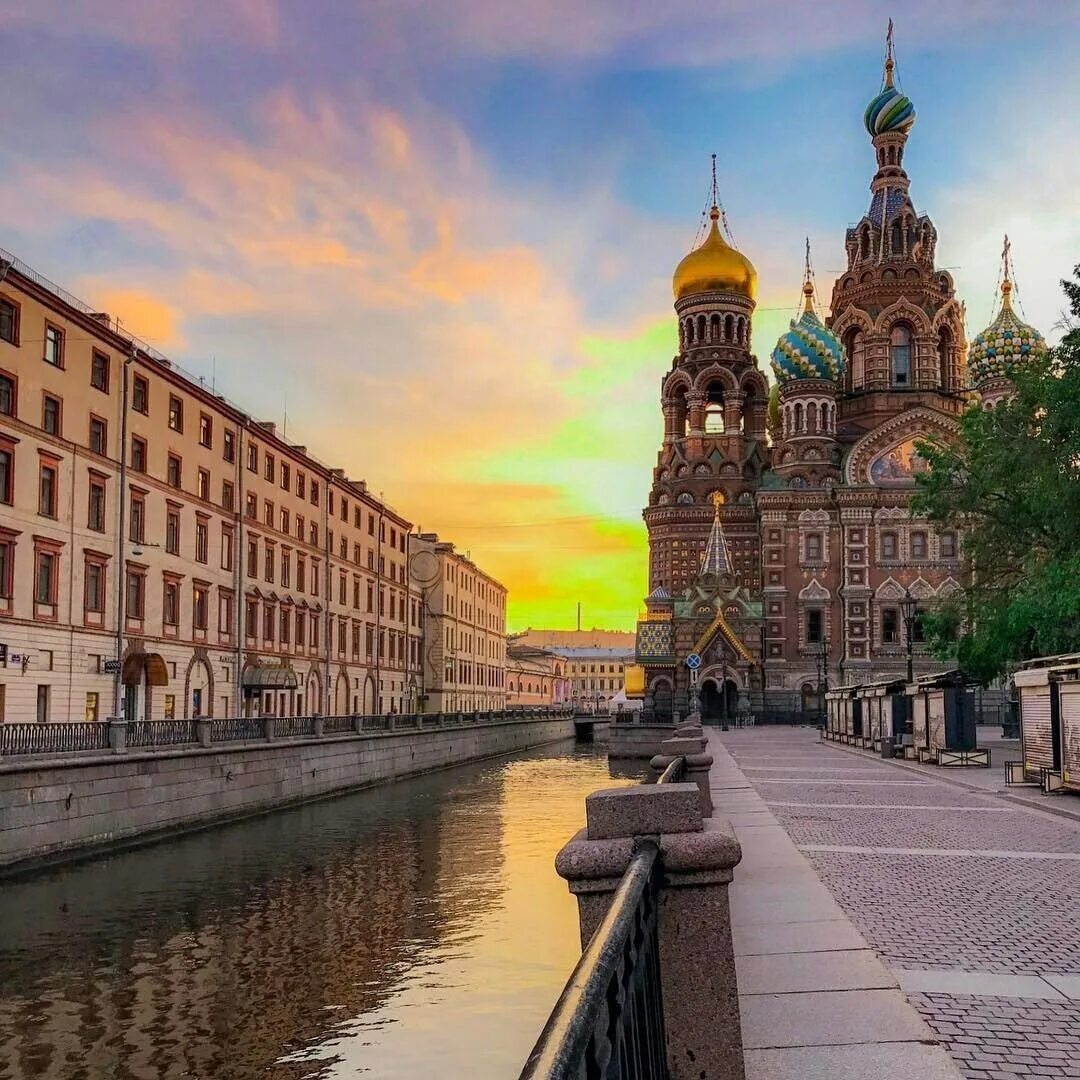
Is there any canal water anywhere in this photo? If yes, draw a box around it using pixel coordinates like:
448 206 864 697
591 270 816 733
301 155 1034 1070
0 741 638 1080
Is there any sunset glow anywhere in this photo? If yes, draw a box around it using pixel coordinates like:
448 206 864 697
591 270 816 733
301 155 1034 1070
1 1 1076 630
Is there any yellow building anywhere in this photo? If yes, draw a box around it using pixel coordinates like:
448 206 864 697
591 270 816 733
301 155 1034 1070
505 643 569 707
514 629 635 713
0 249 423 722
408 533 507 713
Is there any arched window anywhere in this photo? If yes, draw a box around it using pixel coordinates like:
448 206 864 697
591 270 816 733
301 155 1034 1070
890 323 912 387
842 328 862 392
860 224 872 260
709 313 720 341
737 316 747 345
937 327 952 391
890 221 902 256
724 313 734 341
686 319 695 344
696 314 707 342
794 402 804 432
807 401 818 432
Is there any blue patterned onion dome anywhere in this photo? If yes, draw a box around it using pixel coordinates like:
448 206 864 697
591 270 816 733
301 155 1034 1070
864 57 915 137
969 279 1048 387
864 85 915 135
770 283 846 383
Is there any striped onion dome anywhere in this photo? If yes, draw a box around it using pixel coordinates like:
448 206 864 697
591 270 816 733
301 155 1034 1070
969 278 1047 387
864 54 915 136
770 282 845 383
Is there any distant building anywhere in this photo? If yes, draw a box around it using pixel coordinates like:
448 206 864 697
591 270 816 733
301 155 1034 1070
515 629 635 713
505 642 568 707
408 533 507 713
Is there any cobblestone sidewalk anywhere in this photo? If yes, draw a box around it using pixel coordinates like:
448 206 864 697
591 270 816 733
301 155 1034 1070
721 728 1080 1080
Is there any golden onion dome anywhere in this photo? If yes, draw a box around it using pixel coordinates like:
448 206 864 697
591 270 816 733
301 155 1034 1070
673 207 757 302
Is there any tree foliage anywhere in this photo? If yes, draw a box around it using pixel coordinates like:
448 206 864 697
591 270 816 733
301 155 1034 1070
912 268 1080 684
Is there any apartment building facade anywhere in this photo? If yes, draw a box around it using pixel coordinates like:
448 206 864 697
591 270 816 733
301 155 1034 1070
514 629 635 713
0 250 422 722
408 533 507 713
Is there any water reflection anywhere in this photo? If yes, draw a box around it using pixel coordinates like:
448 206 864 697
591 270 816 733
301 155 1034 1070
0 744 638 1080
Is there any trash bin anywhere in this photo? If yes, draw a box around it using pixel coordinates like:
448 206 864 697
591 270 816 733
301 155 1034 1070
880 737 894 759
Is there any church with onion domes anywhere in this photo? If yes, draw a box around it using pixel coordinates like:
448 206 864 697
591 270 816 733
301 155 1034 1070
630 28 1047 724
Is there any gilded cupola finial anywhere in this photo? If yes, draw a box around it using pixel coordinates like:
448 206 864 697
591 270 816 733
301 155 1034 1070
801 237 816 314
1000 234 1014 310
883 17 896 89
671 155 757 301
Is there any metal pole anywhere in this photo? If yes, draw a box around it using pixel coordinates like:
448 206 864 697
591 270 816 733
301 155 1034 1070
112 348 135 719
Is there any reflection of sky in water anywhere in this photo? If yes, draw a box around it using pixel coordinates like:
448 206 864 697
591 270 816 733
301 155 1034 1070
0 744 635 1080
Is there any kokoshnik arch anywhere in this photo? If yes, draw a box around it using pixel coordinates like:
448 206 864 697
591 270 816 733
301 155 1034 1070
630 30 1049 724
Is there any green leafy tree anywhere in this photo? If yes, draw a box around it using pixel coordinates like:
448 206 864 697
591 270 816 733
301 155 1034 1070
913 268 1080 684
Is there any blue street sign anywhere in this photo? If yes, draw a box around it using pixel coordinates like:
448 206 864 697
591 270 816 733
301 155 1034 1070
686 652 702 670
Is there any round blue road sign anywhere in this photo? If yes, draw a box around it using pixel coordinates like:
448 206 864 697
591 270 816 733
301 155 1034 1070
686 652 702 670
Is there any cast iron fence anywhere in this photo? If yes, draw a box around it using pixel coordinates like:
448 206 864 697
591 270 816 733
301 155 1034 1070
0 721 111 757
0 708 573 758
210 717 265 743
127 720 199 749
519 840 668 1080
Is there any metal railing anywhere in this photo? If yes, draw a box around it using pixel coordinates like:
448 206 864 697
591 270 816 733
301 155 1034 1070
519 841 668 1080
127 720 199 749
322 716 355 734
656 757 686 785
0 722 111 757
210 717 264 743
276 716 316 739
0 708 574 758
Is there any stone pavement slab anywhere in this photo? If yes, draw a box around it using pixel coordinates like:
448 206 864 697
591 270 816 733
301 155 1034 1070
895 968 1066 1000
736 949 898 994
739 988 931 1049
744 1042 966 1080
1043 973 1080 1000
733 918 869 957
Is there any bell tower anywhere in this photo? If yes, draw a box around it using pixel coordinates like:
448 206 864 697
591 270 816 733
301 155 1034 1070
827 22 967 440
645 159 770 595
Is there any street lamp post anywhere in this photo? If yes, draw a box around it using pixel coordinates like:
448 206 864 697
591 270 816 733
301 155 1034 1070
900 587 918 684
816 634 830 729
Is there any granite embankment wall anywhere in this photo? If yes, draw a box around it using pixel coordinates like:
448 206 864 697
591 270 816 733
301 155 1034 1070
0 716 574 874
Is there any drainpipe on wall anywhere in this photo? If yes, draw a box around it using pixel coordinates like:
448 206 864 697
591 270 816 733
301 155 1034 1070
233 423 244 718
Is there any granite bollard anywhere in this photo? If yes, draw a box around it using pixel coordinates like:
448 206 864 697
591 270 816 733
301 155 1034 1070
556 782 744 1080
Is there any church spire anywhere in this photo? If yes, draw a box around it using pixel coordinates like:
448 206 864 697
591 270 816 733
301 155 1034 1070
698 493 732 579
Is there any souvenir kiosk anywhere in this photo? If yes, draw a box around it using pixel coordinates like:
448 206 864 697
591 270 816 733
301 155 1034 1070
905 670 989 766
1011 654 1080 794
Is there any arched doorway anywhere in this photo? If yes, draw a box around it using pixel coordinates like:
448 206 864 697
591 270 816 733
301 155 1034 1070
651 678 673 722
701 677 739 723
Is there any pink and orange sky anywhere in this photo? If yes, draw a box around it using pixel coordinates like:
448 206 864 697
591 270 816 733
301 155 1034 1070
1 2 1076 630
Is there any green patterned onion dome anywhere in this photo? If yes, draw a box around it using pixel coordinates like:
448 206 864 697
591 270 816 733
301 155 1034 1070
864 84 915 136
770 283 845 383
969 279 1047 386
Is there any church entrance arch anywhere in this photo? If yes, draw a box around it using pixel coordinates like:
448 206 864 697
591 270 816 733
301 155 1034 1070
700 677 739 723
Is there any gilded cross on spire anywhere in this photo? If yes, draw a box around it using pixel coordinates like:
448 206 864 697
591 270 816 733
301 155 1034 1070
884 18 896 88
1001 233 1014 309
802 237 816 313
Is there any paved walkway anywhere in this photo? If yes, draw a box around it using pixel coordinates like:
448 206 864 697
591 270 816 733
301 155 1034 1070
712 727 1080 1080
